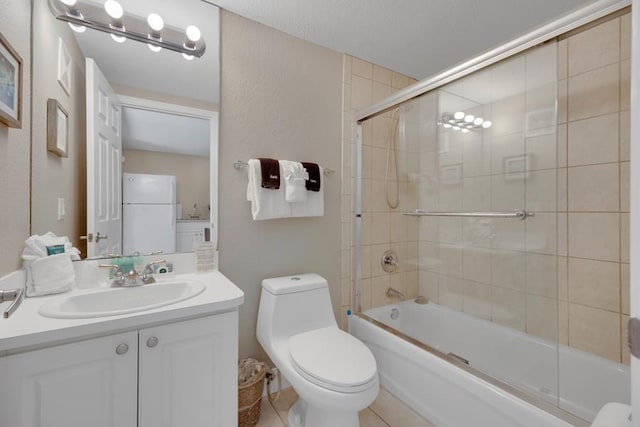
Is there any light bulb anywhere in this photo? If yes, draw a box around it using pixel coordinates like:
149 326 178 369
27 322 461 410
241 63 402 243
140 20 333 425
186 25 201 42
69 23 86 32
442 123 452 128
453 111 465 120
464 114 474 123
111 34 126 43
461 128 470 133
147 13 164 32
60 0 77 6
148 44 162 52
452 126 460 131
182 53 194 61
482 121 492 129
104 0 123 19
473 117 484 126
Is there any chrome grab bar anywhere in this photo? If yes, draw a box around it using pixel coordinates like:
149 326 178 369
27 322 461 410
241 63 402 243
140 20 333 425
402 209 534 220
1 288 25 318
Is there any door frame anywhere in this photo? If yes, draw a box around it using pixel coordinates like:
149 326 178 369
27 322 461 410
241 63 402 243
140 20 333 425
630 0 638 423
117 95 219 250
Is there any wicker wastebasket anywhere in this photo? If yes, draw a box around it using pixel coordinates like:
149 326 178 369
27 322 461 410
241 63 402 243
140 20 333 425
238 359 266 427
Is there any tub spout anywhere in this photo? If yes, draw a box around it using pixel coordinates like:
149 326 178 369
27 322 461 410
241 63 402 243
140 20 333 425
386 287 406 301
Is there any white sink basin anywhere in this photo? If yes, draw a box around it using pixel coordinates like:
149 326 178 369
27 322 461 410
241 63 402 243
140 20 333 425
39 280 206 319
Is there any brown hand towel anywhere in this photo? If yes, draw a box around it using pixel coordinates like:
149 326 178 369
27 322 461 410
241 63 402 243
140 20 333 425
259 158 280 189
302 162 321 192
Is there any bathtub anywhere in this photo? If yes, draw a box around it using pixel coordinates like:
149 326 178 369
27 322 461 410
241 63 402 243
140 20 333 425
349 301 630 427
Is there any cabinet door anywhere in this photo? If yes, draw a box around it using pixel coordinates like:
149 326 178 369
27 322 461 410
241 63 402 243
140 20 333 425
0 332 138 427
138 312 238 427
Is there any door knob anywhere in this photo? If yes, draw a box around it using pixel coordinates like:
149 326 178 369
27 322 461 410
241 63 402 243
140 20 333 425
115 343 129 355
95 232 108 243
80 233 94 242
146 336 159 348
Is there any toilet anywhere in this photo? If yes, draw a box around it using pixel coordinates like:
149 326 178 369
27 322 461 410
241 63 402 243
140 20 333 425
257 273 379 427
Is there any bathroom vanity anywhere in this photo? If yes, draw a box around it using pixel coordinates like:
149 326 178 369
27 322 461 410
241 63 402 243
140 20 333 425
0 270 243 427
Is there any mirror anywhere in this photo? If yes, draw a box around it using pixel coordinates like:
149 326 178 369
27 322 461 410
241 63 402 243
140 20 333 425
30 0 220 259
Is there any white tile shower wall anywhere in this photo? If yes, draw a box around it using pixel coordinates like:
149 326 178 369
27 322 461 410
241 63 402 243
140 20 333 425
419 13 629 364
344 12 631 365
341 55 417 324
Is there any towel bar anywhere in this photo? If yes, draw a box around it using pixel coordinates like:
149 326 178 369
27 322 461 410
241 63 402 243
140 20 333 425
402 209 534 220
234 160 334 176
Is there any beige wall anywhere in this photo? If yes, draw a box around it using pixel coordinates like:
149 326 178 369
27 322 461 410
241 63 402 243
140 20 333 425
0 0 31 274
30 0 87 256
123 149 210 219
219 11 343 360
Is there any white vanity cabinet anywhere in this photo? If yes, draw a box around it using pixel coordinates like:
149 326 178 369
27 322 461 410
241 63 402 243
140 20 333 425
0 331 139 427
0 312 238 427
138 312 238 427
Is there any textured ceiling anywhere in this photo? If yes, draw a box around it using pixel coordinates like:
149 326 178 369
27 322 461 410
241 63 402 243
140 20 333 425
122 107 210 156
208 0 598 79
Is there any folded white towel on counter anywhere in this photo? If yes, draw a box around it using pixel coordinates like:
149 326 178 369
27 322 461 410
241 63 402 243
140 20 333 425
246 159 292 220
22 233 80 297
25 254 75 297
291 166 324 217
281 160 309 203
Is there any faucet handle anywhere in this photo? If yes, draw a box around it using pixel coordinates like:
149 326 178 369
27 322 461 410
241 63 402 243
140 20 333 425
141 260 166 284
99 264 126 287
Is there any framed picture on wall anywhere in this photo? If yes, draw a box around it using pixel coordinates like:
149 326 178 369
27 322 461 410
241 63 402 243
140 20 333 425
47 99 69 158
57 38 72 96
0 32 23 129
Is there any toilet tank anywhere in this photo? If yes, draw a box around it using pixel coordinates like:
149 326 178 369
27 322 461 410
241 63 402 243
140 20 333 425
257 274 337 344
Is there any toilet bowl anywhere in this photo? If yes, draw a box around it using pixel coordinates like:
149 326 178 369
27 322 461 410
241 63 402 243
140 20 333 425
257 274 379 427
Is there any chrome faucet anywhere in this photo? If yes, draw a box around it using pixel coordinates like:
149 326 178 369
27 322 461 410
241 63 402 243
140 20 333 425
141 260 166 284
100 264 127 287
386 287 406 301
0 288 25 318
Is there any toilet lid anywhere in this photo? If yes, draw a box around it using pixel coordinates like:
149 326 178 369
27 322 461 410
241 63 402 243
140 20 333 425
288 327 377 393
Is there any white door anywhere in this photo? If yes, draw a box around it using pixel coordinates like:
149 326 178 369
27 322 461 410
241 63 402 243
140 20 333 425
86 58 123 258
0 332 138 427
138 313 238 427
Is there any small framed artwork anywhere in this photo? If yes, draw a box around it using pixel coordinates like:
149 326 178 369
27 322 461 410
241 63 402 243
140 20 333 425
47 99 69 157
0 32 23 128
57 38 72 96
504 154 530 180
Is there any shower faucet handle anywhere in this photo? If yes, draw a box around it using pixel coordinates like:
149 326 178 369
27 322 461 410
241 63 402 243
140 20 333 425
381 249 399 273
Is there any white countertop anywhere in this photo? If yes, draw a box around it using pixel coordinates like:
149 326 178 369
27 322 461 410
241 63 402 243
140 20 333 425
0 270 244 355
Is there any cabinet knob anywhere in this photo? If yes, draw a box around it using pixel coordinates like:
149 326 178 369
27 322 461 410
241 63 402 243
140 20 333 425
115 343 129 355
146 336 159 348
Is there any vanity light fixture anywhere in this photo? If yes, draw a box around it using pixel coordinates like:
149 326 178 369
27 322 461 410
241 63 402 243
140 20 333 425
48 0 206 59
438 111 493 133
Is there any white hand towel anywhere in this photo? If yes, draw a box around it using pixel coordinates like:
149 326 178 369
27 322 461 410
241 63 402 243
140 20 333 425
22 233 80 296
25 253 75 297
281 160 308 203
246 159 292 220
291 166 324 217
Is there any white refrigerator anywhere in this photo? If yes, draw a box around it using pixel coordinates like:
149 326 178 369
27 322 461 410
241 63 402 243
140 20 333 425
122 173 177 255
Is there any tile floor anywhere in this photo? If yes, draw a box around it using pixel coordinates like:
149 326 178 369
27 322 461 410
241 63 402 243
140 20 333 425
255 386 436 427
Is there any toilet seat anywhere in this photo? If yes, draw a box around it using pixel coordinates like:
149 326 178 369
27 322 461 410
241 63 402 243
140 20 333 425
288 327 377 393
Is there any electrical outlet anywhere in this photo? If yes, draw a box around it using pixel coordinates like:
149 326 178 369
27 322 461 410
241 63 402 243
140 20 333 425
57 198 65 221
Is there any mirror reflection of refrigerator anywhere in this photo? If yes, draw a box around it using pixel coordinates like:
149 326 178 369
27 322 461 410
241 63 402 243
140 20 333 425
122 173 176 255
